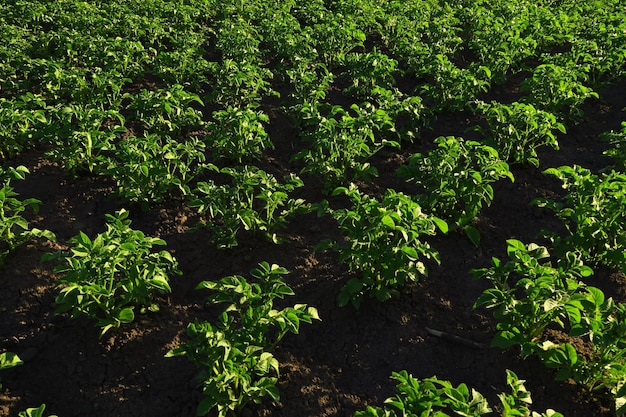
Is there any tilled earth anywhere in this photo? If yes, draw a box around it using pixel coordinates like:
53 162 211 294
1 78 626 417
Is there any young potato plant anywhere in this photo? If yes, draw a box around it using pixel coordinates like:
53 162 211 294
46 105 126 176
166 262 320 417
18 404 58 417
473 240 595 355
535 291 626 405
190 165 307 248
601 121 626 171
520 63 599 122
0 165 56 263
207 59 276 106
44 209 181 337
340 50 400 101
106 133 207 207
421 55 492 112
123 84 204 139
209 104 272 163
0 93 50 158
533 165 626 273
294 102 399 192
0 351 23 390
317 185 447 308
354 369 562 417
397 136 514 245
474 240 626 413
475 101 566 167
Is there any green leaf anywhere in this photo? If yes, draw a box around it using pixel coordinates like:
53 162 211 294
118 307 135 323
464 225 481 247
491 331 519 349
381 215 395 229
0 352 23 370
432 217 448 234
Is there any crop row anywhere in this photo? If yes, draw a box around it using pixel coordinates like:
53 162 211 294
1 0 626 415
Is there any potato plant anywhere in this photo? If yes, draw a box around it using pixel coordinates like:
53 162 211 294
475 101 566 167
474 239 626 413
397 136 514 245
44 209 181 337
602 121 626 171
533 165 626 273
18 404 58 417
106 133 207 207
354 369 562 417
123 84 205 138
167 262 320 417
317 185 447 308
0 93 50 158
473 239 594 358
190 165 307 248
0 165 56 263
209 104 272 163
293 102 398 191
0 351 23 390
520 63 599 121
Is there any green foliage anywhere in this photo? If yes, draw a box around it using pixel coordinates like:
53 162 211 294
341 50 400 101
475 101 566 167
533 165 626 273
0 93 50 158
123 84 204 138
421 56 492 112
317 185 447 308
294 102 399 191
0 165 56 263
520 63 599 121
106 133 207 206
44 209 180 337
209 104 272 163
397 136 514 243
46 105 126 175
601 121 626 171
354 369 562 417
191 165 307 248
18 404 58 417
473 239 594 358
0 351 23 390
166 262 320 417
474 239 626 412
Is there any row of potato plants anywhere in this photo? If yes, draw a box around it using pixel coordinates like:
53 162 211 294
2 0 626 415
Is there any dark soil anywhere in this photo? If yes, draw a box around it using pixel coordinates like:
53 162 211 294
1 77 625 417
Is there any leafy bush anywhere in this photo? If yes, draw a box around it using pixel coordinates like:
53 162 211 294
166 262 320 417
601 121 626 171
317 185 447 308
0 93 50 158
190 165 307 248
475 101 566 167
533 165 626 273
473 239 594 358
294 102 398 191
397 136 514 244
209 104 272 163
354 369 562 417
473 239 626 413
46 105 126 175
0 165 56 263
520 63 599 121
44 209 181 337
106 133 207 206
123 84 204 138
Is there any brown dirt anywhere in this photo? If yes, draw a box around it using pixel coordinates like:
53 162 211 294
1 77 625 417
